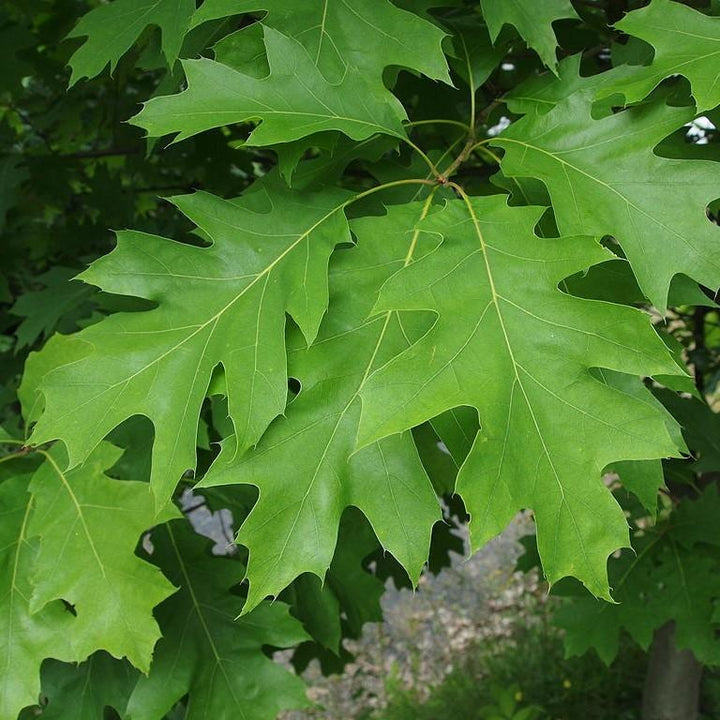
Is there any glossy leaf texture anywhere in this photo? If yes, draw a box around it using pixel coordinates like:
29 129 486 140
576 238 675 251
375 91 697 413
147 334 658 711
358 196 684 599
199 201 441 610
0 444 176 720
6 1 720 713
27 443 179 670
602 0 720 112
24 181 353 505
190 0 450 87
493 94 720 310
132 28 410 146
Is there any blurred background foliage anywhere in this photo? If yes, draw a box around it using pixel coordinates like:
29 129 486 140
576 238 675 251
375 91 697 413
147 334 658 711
0 0 268 433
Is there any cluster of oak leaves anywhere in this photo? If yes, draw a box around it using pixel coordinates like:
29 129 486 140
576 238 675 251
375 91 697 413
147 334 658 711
3 0 720 718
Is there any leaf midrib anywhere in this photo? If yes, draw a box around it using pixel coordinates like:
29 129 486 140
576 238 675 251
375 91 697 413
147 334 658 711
38 201 349 431
167 525 248 718
456 194 601 587
245 196 437 600
3 492 34 700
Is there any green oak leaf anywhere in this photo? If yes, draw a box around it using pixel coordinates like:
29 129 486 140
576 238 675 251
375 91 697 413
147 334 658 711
11 267 95 350
493 94 720 310
39 653 138 720
447 16 510 94
285 135 399 189
132 27 408 146
199 201 440 611
611 459 664 517
191 0 450 86
27 443 179 671
212 23 269 77
601 0 720 112
505 54 638 116
66 0 195 85
0 474 74 720
282 509 385 654
563 264 709 398
282 575 343 655
25 182 352 504
19 331 94 430
480 0 579 70
654 390 720 474
358 196 683 600
126 522 310 720
564 257 716 309
554 542 658 664
594 370 679 518
558 494 720 666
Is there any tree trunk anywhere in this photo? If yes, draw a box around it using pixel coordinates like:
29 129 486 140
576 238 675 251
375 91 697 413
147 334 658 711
642 622 703 720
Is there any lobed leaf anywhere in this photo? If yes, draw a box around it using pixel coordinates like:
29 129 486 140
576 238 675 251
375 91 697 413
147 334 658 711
27 443 179 671
282 509 385 656
199 201 441 610
358 196 684 599
191 0 451 86
480 0 579 70
558 488 720 665
0 474 73 720
132 27 409 146
505 54 638 117
66 0 195 85
493 94 720 310
601 0 720 112
25 182 353 505
126 522 309 720
38 653 137 720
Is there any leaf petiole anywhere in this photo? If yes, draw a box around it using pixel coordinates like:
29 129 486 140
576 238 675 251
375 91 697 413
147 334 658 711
344 177 437 208
404 119 472 133
472 144 503 165
398 136 442 177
